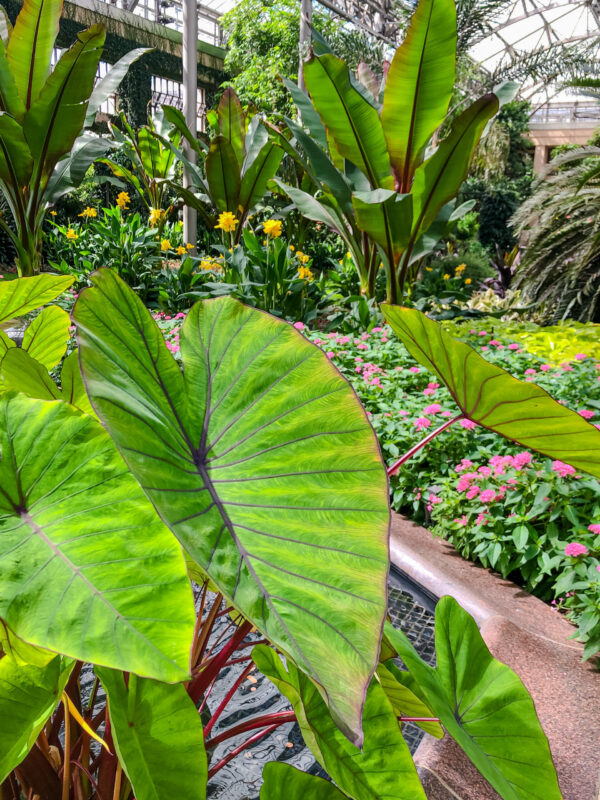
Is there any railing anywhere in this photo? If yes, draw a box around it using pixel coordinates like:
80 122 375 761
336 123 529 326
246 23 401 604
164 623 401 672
530 102 600 126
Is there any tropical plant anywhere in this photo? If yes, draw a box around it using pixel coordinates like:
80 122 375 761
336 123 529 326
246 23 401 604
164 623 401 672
98 109 182 236
277 0 497 304
512 146 600 322
0 0 146 276
165 88 284 244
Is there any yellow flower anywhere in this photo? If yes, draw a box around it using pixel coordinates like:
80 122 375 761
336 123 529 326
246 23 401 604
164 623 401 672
215 211 238 232
425 267 432 272
289 244 295 251
149 208 164 227
465 277 472 285
161 239 171 252
296 252 310 264
176 245 187 255
263 219 282 238
443 273 450 280
66 228 78 240
298 266 313 281
455 262 466 274
186 242 194 250
116 191 130 210
78 206 97 219
50 210 57 216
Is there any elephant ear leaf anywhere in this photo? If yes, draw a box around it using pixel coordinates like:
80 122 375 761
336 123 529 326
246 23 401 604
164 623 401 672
0 393 195 682
0 274 73 325
22 305 70 369
382 304 600 478
97 669 207 800
260 763 348 799
73 268 390 746
384 598 561 800
0 655 73 782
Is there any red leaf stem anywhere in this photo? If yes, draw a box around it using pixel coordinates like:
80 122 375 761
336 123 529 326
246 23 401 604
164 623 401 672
387 414 463 476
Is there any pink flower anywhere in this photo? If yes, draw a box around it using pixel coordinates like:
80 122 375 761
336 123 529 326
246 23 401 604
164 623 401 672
481 346 489 352
428 493 442 505
478 466 491 476
588 524 600 534
372 326 383 332
409 367 420 374
475 513 487 525
424 403 442 415
398 409 409 416
455 459 473 473
575 353 587 361
478 330 487 336
479 489 496 503
466 485 480 500
489 339 500 346
357 343 368 350
459 418 477 430
578 409 594 419
423 387 436 396
564 542 588 557
560 362 573 371
441 411 453 417
313 337 322 345
524 368 536 375
508 343 519 350
552 460 576 478
513 451 532 469
415 417 432 430
454 515 468 526
326 351 334 359
293 321 305 330
428 382 440 389
540 364 551 371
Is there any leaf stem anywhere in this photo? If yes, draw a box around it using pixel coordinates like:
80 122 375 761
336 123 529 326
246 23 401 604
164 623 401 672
387 414 464 477
206 723 285 779
203 662 255 737
61 694 71 800
205 711 296 750
399 717 440 722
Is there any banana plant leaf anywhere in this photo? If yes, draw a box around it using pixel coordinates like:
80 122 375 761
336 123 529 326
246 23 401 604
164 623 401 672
409 94 498 244
0 112 33 186
352 189 413 265
5 0 62 109
238 141 284 217
0 7 13 47
384 598 561 800
0 38 24 120
162 104 209 154
21 304 70 369
282 76 328 150
0 274 73 324
206 135 241 212
381 0 456 189
46 134 116 202
260 763 348 799
73 269 390 745
303 53 393 190
0 654 73 782
253 645 426 800
97 668 207 799
0 392 195 681
218 87 245 166
85 48 151 127
382 304 600 477
23 25 106 181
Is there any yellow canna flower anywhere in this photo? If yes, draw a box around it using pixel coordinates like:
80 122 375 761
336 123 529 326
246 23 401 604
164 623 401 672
116 191 130 210
50 210 57 216
66 228 78 240
296 252 310 264
443 273 450 280
298 266 313 281
425 267 432 271
263 219 282 238
289 244 295 251
160 239 171 252
465 277 472 285
176 245 187 255
455 262 466 273
215 211 238 232
186 242 194 250
78 206 97 219
149 208 164 227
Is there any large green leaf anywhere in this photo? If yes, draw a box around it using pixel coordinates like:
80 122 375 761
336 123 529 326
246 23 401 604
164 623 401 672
376 662 443 738
23 24 106 180
352 189 413 265
85 48 151 127
205 135 241 213
97 668 207 800
0 7 12 47
0 111 33 186
218 87 245 165
239 140 284 215
409 94 498 242
382 304 600 477
253 645 426 800
0 274 73 324
260 763 347 800
22 304 70 369
0 347 60 399
0 39 26 120
0 654 73 781
384 598 561 800
0 392 194 682
138 126 167 179
6 0 62 108
381 0 456 189
275 181 350 238
60 350 95 415
0 328 15 360
303 53 393 189
283 76 328 150
73 269 389 745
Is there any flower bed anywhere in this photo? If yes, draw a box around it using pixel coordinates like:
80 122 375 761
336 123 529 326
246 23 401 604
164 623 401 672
156 312 600 659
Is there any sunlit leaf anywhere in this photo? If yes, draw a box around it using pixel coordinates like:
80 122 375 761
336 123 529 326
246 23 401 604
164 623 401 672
376 662 443 738
260 763 348 799
0 392 194 682
382 304 600 477
22 305 70 369
0 347 60 399
384 599 561 800
0 274 73 325
73 269 389 745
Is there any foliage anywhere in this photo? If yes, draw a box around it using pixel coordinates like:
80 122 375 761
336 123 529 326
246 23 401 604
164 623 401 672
512 146 600 322
0 0 142 275
220 0 383 116
279 0 497 303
